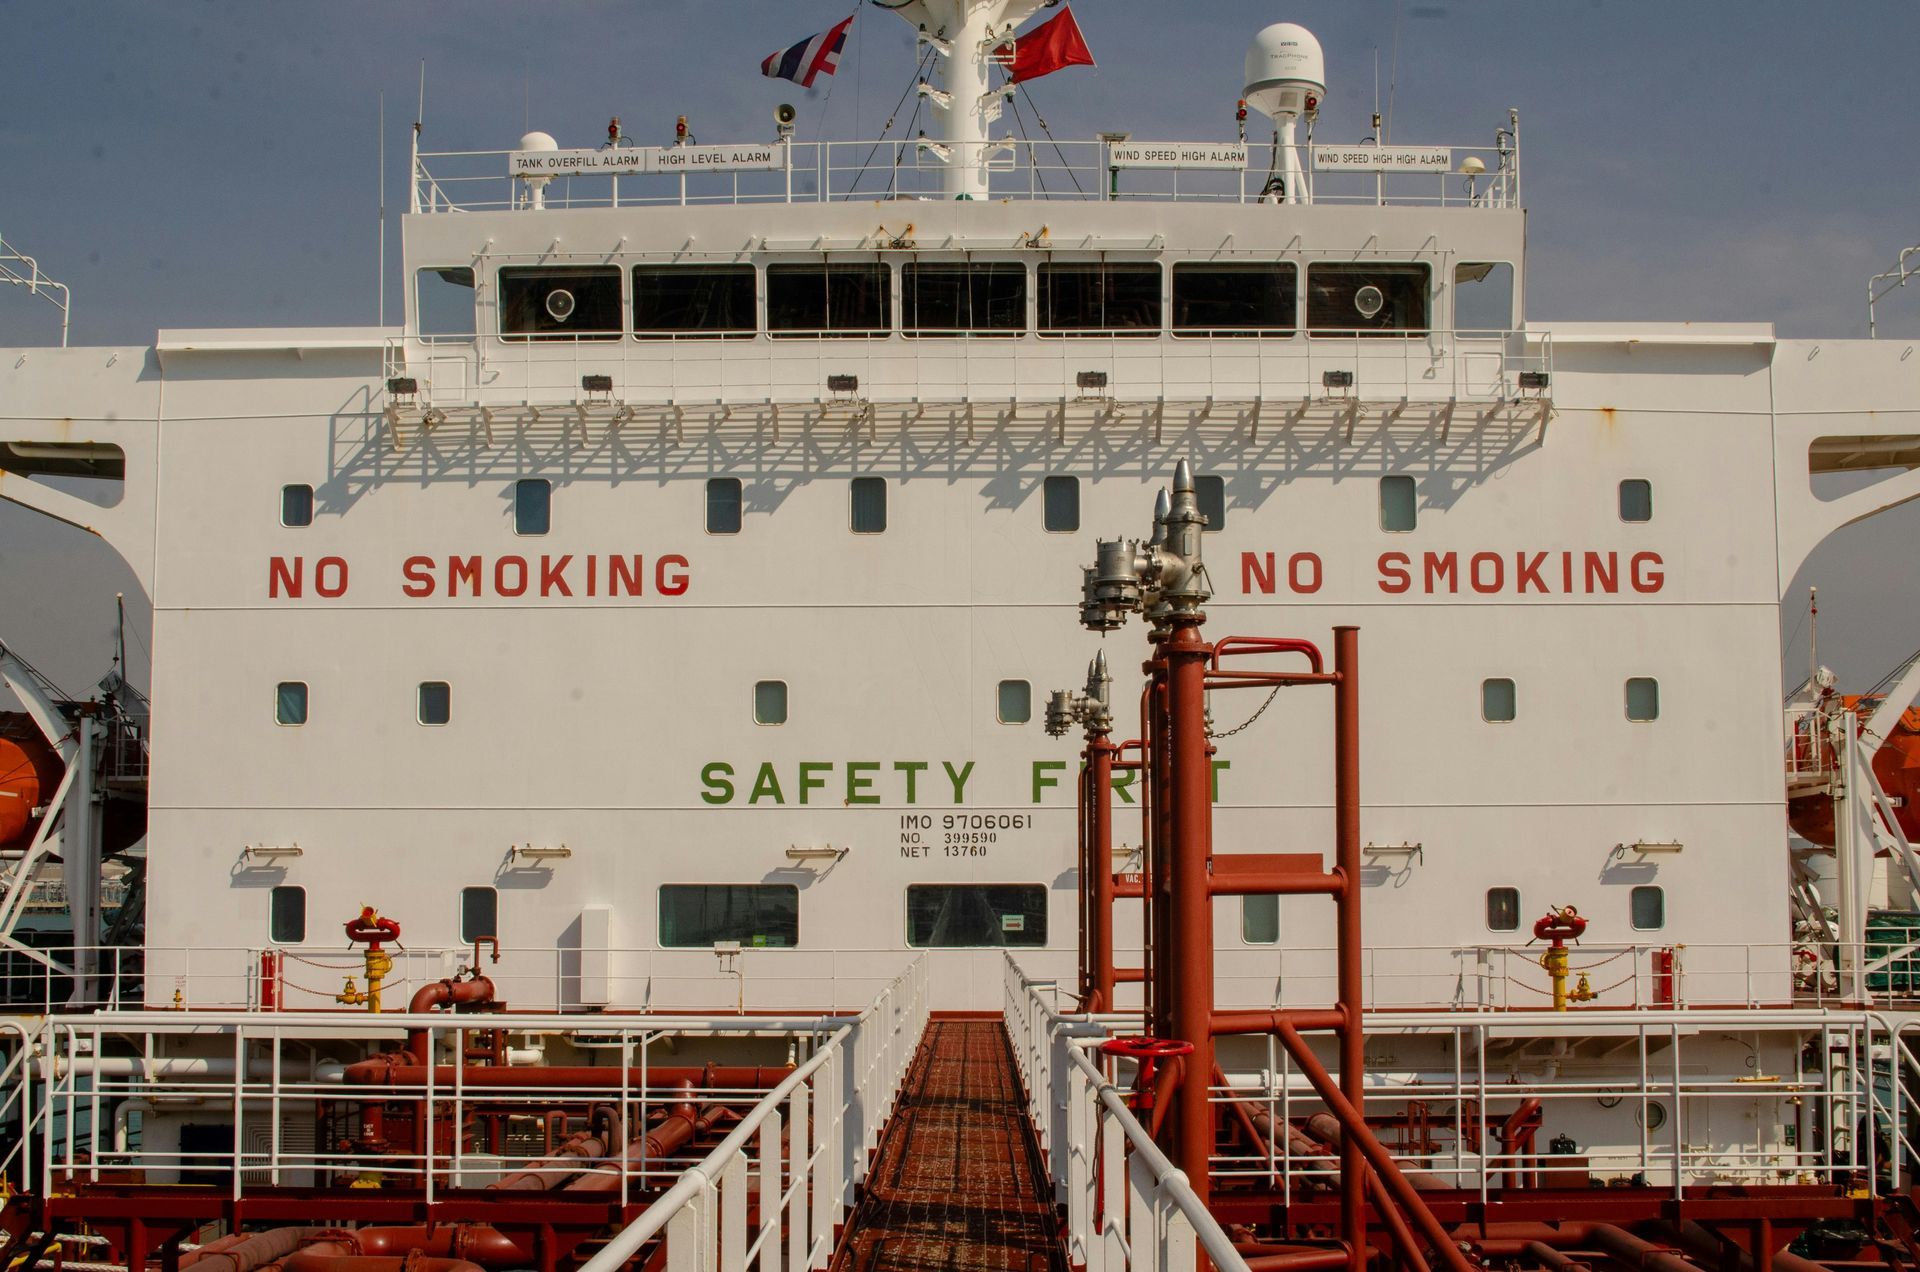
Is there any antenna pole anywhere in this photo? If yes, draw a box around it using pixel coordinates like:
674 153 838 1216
114 593 126 681
378 92 386 328
1810 586 1820 690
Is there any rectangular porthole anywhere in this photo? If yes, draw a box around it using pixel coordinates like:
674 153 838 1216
275 682 308 727
1195 474 1225 531
1243 894 1279 944
270 885 307 944
418 681 451 726
766 264 890 336
1482 678 1516 723
513 479 551 536
461 886 498 943
498 266 623 341
1620 479 1653 523
659 884 800 948
281 484 314 528
1453 262 1514 332
706 477 743 535
1486 887 1520 932
1626 677 1660 721
1037 263 1162 335
850 477 887 533
998 680 1031 724
1379 475 1416 532
902 263 1027 336
906 884 1048 947
632 264 755 338
1306 263 1430 337
416 266 477 338
1172 263 1297 336
755 680 788 726
1630 885 1665 930
1043 475 1079 532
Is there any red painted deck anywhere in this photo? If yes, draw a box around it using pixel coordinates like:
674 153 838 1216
831 1019 1069 1272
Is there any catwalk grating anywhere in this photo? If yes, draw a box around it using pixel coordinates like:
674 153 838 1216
830 1019 1069 1272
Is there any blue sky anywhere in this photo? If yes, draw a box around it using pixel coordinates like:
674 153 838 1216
1 0 1917 693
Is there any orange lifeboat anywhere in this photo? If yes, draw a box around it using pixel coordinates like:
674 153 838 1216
1787 694 1920 847
0 713 64 852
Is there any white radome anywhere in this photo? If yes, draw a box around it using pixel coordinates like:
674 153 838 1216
1242 21 1326 118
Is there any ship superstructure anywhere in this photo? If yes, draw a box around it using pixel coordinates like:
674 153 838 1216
3 6 1920 1272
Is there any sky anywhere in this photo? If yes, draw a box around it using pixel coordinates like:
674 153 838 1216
0 0 1917 699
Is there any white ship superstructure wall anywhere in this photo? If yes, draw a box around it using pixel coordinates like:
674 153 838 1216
3 184 1918 1013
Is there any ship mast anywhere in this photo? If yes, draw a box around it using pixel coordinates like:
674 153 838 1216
881 0 1048 200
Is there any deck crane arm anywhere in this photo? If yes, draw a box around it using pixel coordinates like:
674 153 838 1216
0 639 79 763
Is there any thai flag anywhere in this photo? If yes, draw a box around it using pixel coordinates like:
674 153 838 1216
762 14 854 89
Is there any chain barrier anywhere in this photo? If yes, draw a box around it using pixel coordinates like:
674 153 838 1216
1207 684 1282 739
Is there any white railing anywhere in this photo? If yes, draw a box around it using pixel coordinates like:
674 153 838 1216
1004 956 1251 1272
412 138 1518 213
386 327 1547 416
578 956 929 1272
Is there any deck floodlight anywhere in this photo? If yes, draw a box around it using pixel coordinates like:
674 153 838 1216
827 374 860 394
1322 370 1354 390
387 377 419 400
581 374 614 393
1519 371 1551 391
1076 371 1109 391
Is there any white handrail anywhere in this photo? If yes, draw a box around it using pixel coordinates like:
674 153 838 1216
579 954 930 1272
1003 953 1251 1272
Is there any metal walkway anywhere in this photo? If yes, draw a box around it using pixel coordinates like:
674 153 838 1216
830 1018 1069 1272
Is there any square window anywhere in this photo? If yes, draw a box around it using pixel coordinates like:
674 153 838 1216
1486 887 1520 932
1626 677 1660 722
659 884 800 948
1043 475 1080 533
514 479 551 536
1453 262 1514 332
1243 894 1279 944
998 680 1032 724
906 884 1047 947
850 477 887 534
418 681 451 726
269 885 306 944
1037 263 1162 335
1379 475 1417 532
1195 474 1226 532
755 680 788 726
707 478 743 535
275 682 308 726
1630 885 1665 930
1482 678 1516 723
281 484 314 528
766 264 890 336
416 266 477 338
1619 479 1653 523
498 265 622 341
461 886 498 943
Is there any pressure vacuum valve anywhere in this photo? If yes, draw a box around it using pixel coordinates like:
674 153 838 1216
1080 567 1124 632
1045 690 1078 737
1078 461 1213 631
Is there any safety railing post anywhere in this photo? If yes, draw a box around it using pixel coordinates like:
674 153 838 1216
758 1113 783 1272
1129 1153 1159 1272
1099 1103 1125 1272
1068 1060 1092 1260
721 1150 748 1272
788 1082 810 1272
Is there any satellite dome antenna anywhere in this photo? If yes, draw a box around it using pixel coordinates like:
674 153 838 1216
517 130 558 209
1242 23 1325 205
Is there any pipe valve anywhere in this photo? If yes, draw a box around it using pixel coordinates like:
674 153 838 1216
1079 461 1213 631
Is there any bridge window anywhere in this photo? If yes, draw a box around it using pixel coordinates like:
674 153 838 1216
997 680 1031 724
766 264 890 336
707 478 743 534
1482 678 1516 723
1043 475 1079 532
418 681 451 726
270 886 306 944
659 884 799 948
1626 677 1660 722
754 680 788 726
903 263 1026 336
461 886 498 943
1379 475 1416 532
1453 262 1514 332
850 477 888 533
1172 263 1297 336
1630 885 1665 931
275 682 308 727
499 266 623 341
1486 887 1520 932
513 479 551 536
632 264 756 338
281 484 314 528
416 266 476 338
1038 263 1161 335
906 884 1047 947
1195 473 1226 531
1306 263 1430 337
1243 895 1279 944
1619 479 1653 523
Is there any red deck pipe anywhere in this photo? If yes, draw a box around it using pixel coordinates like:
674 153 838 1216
1162 618 1218 1207
1212 636 1326 675
1088 734 1118 1012
564 1087 730 1194
330 1227 532 1268
1330 626 1366 1272
488 1127 610 1191
1523 1241 1592 1272
405 975 498 1064
1211 1009 1346 1036
186 1229 330 1272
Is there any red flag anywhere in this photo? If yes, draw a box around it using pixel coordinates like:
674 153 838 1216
1009 6 1095 83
